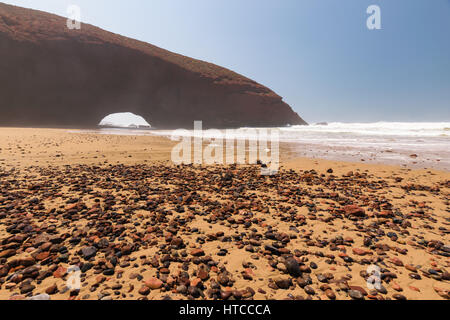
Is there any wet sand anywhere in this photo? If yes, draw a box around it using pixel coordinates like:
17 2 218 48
0 128 448 300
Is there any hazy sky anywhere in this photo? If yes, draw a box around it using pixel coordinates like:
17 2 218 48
4 0 450 123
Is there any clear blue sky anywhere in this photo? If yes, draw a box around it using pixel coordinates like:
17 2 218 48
4 0 450 123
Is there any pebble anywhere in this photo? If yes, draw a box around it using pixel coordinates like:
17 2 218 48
176 285 188 294
325 289 336 300
344 205 365 217
191 249 205 257
317 274 328 283
352 248 368 256
27 294 51 300
138 286 150 296
304 286 315 295
274 277 291 290
349 290 364 300
45 284 58 295
284 257 302 277
81 246 97 260
145 277 163 289
20 283 35 294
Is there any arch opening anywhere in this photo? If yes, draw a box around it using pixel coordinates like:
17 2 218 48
98 112 152 129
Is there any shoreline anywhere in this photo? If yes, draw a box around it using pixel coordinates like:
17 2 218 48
0 127 448 173
71 127 450 172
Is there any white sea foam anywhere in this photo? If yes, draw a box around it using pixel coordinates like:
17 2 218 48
280 122 450 137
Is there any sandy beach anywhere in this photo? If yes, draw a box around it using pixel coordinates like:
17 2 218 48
0 128 448 300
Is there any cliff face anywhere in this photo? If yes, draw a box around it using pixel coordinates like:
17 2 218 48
0 3 307 129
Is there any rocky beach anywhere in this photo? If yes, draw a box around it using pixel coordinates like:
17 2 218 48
0 128 448 300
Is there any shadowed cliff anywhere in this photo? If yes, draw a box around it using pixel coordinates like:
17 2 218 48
0 3 307 129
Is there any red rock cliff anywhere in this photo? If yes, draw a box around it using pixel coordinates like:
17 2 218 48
0 3 307 129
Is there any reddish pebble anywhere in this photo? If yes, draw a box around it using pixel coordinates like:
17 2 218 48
145 277 163 289
191 249 205 257
53 266 67 278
